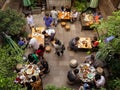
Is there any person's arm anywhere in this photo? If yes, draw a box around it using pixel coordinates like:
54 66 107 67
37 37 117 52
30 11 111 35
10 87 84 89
43 17 45 21
50 17 54 26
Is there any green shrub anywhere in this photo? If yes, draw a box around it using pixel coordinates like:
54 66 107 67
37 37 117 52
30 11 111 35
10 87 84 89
0 8 26 36
45 85 73 90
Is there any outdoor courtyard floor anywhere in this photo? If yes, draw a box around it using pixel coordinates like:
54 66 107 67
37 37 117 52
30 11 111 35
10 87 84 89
25 12 97 90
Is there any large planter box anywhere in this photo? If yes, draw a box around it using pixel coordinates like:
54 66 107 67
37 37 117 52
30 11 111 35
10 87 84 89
31 7 42 14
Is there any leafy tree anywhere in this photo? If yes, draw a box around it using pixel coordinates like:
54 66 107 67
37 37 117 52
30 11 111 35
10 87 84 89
93 10 120 89
94 11 120 62
0 8 26 36
0 45 24 90
45 85 72 90
74 0 87 12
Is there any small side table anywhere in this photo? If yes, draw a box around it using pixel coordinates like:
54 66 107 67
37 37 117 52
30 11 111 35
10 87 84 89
45 46 51 52
69 59 78 68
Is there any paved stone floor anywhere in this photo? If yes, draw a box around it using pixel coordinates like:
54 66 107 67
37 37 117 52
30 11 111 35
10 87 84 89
25 12 97 90
3 0 103 90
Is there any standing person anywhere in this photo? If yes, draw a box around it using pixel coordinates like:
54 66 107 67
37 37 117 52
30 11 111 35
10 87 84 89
50 6 58 27
26 13 34 30
36 44 45 59
54 39 65 56
43 13 53 29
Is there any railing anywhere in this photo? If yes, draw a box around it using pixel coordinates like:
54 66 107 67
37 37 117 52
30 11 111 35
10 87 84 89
0 0 6 8
1 0 10 10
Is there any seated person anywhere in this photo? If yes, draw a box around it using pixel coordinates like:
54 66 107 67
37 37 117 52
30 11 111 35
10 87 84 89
61 6 65 11
25 82 32 90
92 36 99 48
94 74 105 88
71 10 78 23
83 82 92 90
42 28 56 41
18 37 25 46
67 69 80 83
65 5 71 12
31 76 43 90
69 37 80 51
93 12 103 23
85 54 107 68
84 54 95 66
40 59 49 74
36 44 45 59
37 58 49 75
28 53 39 64
18 37 28 49
28 37 39 51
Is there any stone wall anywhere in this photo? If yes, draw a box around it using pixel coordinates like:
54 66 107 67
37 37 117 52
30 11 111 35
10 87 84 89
46 0 71 10
110 0 120 8
99 0 116 19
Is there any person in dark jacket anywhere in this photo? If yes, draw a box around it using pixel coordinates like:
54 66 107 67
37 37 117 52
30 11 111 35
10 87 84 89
67 69 80 83
69 37 79 51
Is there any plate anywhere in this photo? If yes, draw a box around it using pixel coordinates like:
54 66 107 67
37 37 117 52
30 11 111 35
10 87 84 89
26 69 34 75
87 73 94 79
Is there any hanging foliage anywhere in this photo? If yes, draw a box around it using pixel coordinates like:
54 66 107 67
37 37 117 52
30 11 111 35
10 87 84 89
94 10 120 90
0 8 26 36
0 45 24 90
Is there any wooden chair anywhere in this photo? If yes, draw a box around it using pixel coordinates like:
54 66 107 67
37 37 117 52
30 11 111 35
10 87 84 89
69 59 78 68
96 67 103 74
65 25 70 31
45 46 51 52
61 22 66 27
16 64 23 71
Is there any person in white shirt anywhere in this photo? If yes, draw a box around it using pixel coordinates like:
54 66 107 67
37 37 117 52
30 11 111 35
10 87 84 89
45 28 56 41
71 10 78 23
26 13 34 29
50 6 58 26
29 37 39 51
94 74 105 88
42 28 56 41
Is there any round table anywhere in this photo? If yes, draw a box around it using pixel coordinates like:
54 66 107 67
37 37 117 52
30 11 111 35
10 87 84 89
78 63 96 82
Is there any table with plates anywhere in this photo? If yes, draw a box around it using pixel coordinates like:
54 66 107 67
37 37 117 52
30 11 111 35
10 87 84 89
77 37 92 49
58 11 71 20
80 14 94 30
17 64 40 84
77 63 96 82
32 27 45 46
